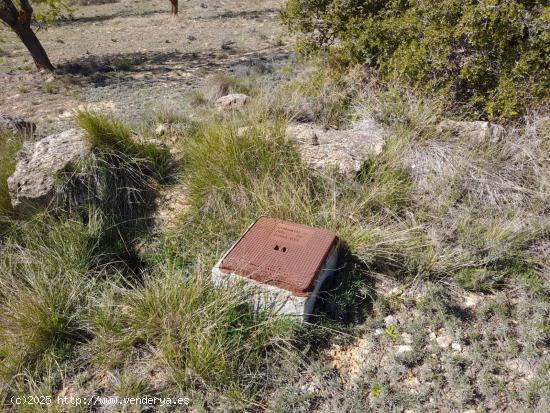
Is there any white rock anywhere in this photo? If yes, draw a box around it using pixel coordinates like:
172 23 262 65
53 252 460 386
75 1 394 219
402 332 413 344
374 328 384 337
397 345 413 354
464 293 482 308
285 117 387 178
300 382 317 394
436 334 453 349
215 93 249 110
155 123 168 136
451 342 462 352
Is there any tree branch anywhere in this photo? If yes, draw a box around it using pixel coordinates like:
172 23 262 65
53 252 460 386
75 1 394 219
0 0 18 28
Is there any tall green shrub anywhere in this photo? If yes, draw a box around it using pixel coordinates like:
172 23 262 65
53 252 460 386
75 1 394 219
282 0 549 119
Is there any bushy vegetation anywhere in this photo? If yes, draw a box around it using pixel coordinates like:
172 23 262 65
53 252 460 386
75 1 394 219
282 0 550 119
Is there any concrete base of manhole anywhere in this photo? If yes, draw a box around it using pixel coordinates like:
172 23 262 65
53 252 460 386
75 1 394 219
211 217 340 321
212 244 338 320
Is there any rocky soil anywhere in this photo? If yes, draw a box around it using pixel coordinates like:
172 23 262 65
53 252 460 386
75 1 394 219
0 0 288 136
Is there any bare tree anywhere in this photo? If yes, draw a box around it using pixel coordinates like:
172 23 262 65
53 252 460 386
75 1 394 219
0 0 54 71
170 0 178 15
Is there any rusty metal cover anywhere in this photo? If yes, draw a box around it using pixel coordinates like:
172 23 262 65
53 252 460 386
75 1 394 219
219 217 338 296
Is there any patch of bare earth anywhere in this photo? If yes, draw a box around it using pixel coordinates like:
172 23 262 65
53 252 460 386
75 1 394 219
0 0 288 135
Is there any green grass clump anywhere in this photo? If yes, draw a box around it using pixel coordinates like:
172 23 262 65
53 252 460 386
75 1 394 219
61 111 173 260
86 265 295 403
0 217 94 377
0 130 22 233
76 110 171 181
283 0 549 119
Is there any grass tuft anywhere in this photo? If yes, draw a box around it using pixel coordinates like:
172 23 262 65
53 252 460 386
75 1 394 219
0 130 22 233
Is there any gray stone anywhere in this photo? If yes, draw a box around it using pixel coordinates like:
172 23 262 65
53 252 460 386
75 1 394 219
8 129 91 214
0 114 36 137
384 315 398 326
215 93 249 110
436 120 505 144
286 118 386 178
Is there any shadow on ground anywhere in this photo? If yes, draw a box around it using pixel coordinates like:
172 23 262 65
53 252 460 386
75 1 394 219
55 47 290 87
314 246 376 326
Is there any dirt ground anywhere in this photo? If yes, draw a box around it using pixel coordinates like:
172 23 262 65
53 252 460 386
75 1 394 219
0 0 289 136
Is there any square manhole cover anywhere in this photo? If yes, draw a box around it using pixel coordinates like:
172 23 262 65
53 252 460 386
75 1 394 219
219 217 338 296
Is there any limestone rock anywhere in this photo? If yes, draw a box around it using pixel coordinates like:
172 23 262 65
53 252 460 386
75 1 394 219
8 129 91 214
215 93 249 110
0 114 36 137
286 118 386 178
435 333 453 349
397 345 413 354
436 120 505 144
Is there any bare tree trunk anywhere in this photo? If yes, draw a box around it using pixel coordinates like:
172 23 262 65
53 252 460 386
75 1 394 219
170 0 178 15
13 23 54 71
0 0 54 71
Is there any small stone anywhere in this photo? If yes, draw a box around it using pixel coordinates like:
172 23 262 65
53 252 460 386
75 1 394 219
155 124 168 136
300 382 317 394
401 332 413 344
221 40 234 50
397 345 413 354
186 34 196 41
464 293 482 308
374 328 384 337
451 342 462 352
436 334 453 349
384 315 398 326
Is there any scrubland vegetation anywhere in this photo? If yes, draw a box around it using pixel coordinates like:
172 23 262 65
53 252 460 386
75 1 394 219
0 0 548 411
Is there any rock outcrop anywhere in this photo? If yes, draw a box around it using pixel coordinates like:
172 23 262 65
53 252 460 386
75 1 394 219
286 118 387 178
8 129 91 214
215 93 249 111
436 120 505 144
0 114 36 137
